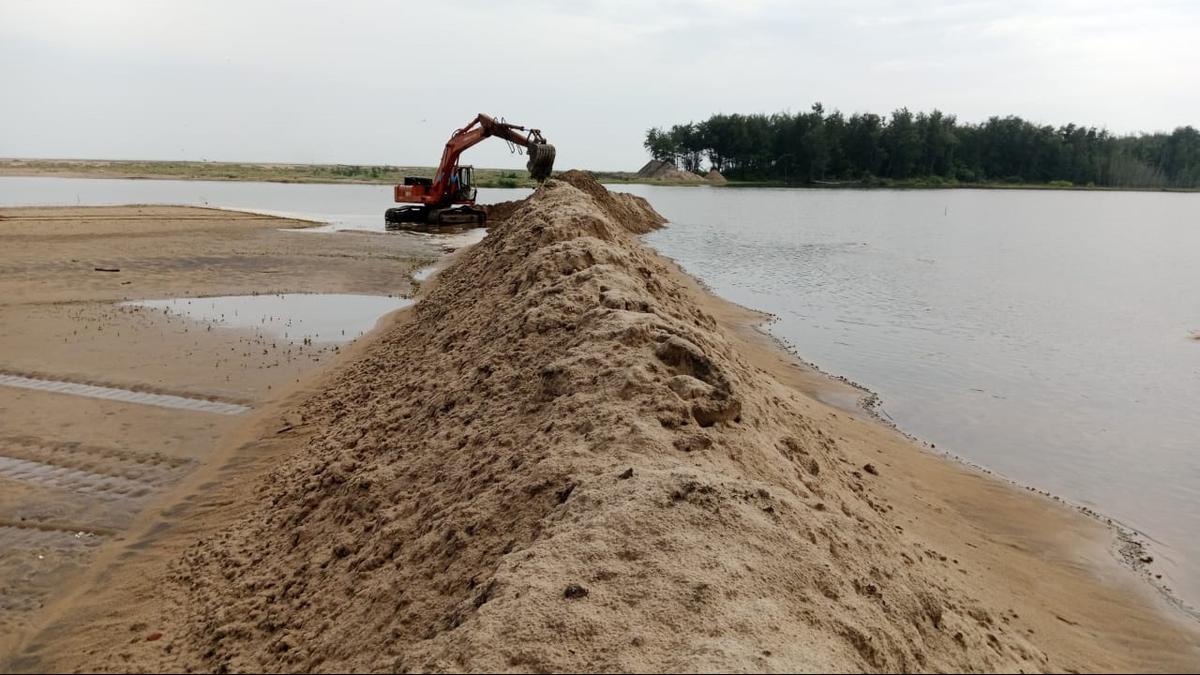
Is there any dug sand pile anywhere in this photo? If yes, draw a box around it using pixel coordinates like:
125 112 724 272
706 168 728 184
635 159 706 183
482 198 524 224
133 173 1049 672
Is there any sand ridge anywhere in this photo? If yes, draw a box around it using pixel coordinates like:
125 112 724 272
9 177 1198 672
65 173 1055 671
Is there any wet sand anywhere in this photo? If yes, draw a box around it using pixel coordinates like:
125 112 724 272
1 195 1198 671
0 205 436 652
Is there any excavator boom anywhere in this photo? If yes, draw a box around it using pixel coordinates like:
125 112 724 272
386 114 555 230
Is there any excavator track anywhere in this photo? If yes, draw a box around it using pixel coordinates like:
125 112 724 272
385 205 486 231
384 206 427 230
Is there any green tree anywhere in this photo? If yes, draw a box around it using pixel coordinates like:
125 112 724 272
644 104 1199 188
643 127 678 164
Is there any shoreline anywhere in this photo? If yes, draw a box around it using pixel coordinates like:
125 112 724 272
652 245 1197 621
2 190 1197 670
752 298 1196 621
5 161 1199 194
0 160 536 189
655 256 1200 669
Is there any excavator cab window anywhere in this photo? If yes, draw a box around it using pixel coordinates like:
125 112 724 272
455 166 476 201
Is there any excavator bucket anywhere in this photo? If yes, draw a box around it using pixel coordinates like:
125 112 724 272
526 143 556 182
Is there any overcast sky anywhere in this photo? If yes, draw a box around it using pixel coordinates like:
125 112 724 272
2 0 1197 171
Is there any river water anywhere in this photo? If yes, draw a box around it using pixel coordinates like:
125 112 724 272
2 176 1196 608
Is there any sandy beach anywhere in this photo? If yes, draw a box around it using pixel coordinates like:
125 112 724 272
0 205 435 657
0 180 1197 671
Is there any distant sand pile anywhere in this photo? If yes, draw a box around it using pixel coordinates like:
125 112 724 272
635 159 706 183
141 173 1046 672
706 168 727 184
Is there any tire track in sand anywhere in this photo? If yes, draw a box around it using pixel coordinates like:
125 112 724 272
0 437 190 501
0 372 251 415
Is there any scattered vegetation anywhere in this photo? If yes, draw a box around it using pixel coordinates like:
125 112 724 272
646 104 1200 189
494 170 523 188
0 159 540 188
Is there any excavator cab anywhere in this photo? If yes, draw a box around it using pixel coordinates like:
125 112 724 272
453 166 477 202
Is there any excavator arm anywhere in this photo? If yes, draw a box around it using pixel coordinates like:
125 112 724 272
387 113 556 230
431 114 556 196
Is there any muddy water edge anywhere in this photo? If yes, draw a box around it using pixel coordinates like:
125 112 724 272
0 205 438 654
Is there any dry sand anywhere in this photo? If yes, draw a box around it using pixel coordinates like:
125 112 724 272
3 180 1199 672
0 205 434 656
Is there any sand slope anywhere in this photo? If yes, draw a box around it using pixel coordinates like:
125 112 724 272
77 173 1065 672
15 177 1197 673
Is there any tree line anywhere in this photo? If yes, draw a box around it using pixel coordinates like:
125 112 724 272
644 104 1200 188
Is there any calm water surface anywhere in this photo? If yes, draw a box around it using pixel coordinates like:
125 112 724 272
128 294 414 344
2 176 1196 608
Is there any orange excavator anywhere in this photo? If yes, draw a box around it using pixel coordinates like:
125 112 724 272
385 113 556 229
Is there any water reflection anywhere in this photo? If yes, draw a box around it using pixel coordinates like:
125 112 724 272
128 293 413 344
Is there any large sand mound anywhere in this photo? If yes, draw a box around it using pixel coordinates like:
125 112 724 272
636 160 706 183
149 174 1047 672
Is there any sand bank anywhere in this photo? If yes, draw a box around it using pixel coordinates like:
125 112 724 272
2 181 1197 672
0 205 435 656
